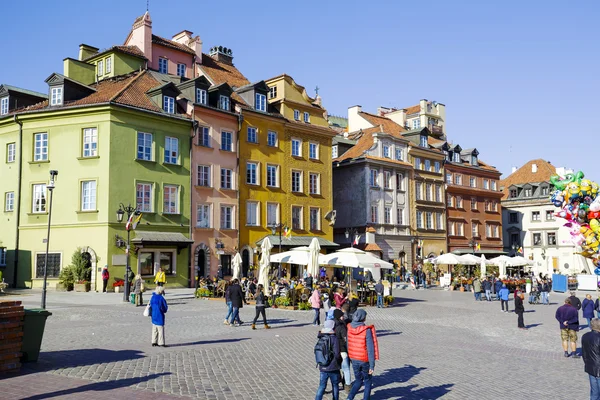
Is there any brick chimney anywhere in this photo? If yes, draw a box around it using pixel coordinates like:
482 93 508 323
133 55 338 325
209 46 233 65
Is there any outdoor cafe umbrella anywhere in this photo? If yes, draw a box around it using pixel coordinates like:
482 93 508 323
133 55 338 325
232 252 242 281
270 246 312 265
307 238 321 279
490 255 512 278
433 253 462 265
480 254 487 277
258 237 273 295
458 254 481 265
321 248 392 286
507 256 534 267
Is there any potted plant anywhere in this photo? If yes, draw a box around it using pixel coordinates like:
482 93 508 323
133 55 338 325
58 266 74 291
74 280 91 292
195 288 211 298
68 249 92 293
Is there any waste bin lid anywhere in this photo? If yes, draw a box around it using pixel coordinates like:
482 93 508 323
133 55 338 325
24 308 53 316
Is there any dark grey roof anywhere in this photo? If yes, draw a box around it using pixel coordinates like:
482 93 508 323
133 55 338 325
333 136 357 145
0 84 48 99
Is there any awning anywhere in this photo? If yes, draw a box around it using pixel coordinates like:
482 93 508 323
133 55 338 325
132 231 193 250
451 248 507 256
256 235 339 248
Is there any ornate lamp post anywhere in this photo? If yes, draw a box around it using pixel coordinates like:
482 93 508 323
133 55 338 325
344 228 358 248
41 170 58 310
468 238 477 255
270 223 284 279
116 204 139 302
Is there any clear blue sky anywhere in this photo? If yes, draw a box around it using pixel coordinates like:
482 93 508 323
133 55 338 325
1 0 598 181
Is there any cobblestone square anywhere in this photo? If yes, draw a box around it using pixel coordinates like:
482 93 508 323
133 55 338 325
0 288 591 399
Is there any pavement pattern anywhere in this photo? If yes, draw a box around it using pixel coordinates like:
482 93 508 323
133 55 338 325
0 287 592 399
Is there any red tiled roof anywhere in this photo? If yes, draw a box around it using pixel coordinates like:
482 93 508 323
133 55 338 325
499 159 556 199
83 45 146 62
199 54 251 104
358 111 406 135
152 34 196 55
404 104 420 115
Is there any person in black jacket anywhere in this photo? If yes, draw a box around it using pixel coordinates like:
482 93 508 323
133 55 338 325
515 292 526 330
252 284 270 330
583 318 600 399
306 273 314 292
569 291 582 311
228 279 245 326
333 309 351 391
315 320 341 400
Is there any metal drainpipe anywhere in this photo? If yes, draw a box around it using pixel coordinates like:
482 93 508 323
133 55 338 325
236 112 243 258
190 116 198 288
12 115 23 288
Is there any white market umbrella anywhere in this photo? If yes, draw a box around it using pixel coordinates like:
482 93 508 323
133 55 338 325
232 252 242 281
321 247 391 285
270 246 312 265
458 254 481 265
307 238 321 279
433 253 462 265
480 254 487 277
490 255 511 278
258 237 273 295
507 256 534 267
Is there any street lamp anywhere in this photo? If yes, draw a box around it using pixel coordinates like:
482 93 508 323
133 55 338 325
116 203 139 302
41 170 58 310
410 236 421 264
344 227 358 248
468 238 477 255
270 223 284 279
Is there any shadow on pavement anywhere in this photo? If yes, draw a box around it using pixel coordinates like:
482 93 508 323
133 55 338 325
168 338 250 348
377 330 402 338
265 318 296 324
371 365 453 399
526 323 543 329
19 372 170 400
28 348 146 372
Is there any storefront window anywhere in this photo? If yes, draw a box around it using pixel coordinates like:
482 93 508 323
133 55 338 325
221 255 232 276
160 252 174 275
140 252 154 276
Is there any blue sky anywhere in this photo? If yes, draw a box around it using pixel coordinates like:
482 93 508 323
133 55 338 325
1 0 598 181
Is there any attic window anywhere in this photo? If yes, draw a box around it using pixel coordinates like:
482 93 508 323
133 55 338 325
163 96 175 114
196 88 207 105
219 95 230 111
419 135 427 147
269 86 277 99
0 97 8 115
98 60 104 76
50 87 63 106
471 155 478 166
412 119 421 129
510 189 518 198
452 152 460 163
255 93 266 112
177 63 186 78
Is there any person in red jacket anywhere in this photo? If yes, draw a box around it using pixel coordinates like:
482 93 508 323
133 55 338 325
101 265 109 293
346 309 379 400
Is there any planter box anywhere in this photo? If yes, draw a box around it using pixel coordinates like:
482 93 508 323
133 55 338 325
55 283 71 292
74 283 90 292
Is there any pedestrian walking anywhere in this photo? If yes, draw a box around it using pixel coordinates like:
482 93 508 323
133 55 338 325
310 288 322 326
334 288 348 308
494 278 503 301
346 309 379 400
582 318 600 400
515 292 526 329
101 265 109 293
473 277 482 301
584 294 596 328
333 309 352 391
150 286 168 347
314 320 341 400
228 279 245 326
133 274 144 306
224 282 242 326
483 278 492 301
154 267 166 287
499 284 510 312
569 291 582 310
252 284 271 330
374 280 384 308
556 298 581 358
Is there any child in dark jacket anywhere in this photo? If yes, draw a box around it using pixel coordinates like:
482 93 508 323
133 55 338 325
315 320 341 400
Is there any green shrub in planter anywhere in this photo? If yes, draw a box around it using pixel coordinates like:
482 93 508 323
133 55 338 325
195 288 211 298
298 301 311 310
274 297 291 307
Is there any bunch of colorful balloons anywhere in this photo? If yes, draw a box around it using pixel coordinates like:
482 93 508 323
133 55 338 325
549 171 600 265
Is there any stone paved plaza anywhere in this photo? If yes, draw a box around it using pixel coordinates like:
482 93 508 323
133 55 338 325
0 287 592 399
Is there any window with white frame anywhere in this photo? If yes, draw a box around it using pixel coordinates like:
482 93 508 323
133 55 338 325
7 142 16 163
197 204 211 228
426 212 433 229
416 211 423 228
267 131 278 147
483 179 489 189
164 137 178 164
545 210 554 221
246 201 259 226
370 169 379 187
452 152 460 163
97 59 104 76
436 213 443 230
413 119 421 130
532 211 540 221
434 161 441 173
136 182 153 212
50 87 63 106
396 173 404 190
309 173 320 194
384 171 392 189
371 205 379 223
492 201 498 212
5 192 14 212
221 131 233 151
220 168 233 189
547 231 557 245
425 183 432 201
397 208 404 225
291 170 303 192
81 180 96 211
492 224 499 238
268 86 277 99
139 252 155 276
395 148 403 161
163 96 175 114
470 177 476 188
0 97 8 115
446 173 452 184
309 142 319 159
105 57 112 73
255 93 266 112
198 126 210 147
485 200 490 211
456 195 463 208
247 127 258 143
448 221 455 235
384 207 392 224
34 133 48 162
266 164 279 187
82 128 97 158
32 184 46 213
163 185 179 214
310 208 320 231
525 188 533 197
415 182 422 200
332 146 338 159
197 165 211 187
454 174 462 185
303 112 310 123
158 58 168 74
472 221 479 237
267 203 279 226
292 138 302 157
137 132 152 161
447 194 453 207
486 223 492 238
177 63 186 77
424 159 431 171
221 205 233 229
292 206 303 229
491 181 497 191
471 197 478 210
294 110 300 120
196 88 207 105
457 222 464 236
414 157 421 169
435 184 442 202
246 162 258 185
219 95 230 111
383 145 391 158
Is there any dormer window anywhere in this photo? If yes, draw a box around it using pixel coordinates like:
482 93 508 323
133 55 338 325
269 86 277 99
471 155 478 166
510 189 518 198
196 88 207 105
419 135 427 147
0 97 8 115
158 58 168 74
524 188 532 197
255 93 266 112
50 87 63 106
163 96 175 114
444 150 450 161
219 95 230 111
383 145 391 158
97 60 104 76
412 119 421 129
395 148 403 161
177 63 186 78
105 57 112 74
452 152 460 163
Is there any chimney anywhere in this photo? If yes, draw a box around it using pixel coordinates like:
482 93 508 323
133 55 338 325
127 12 153 68
532 163 538 173
78 44 99 61
511 166 517 174
377 106 396 116
385 109 407 127
209 46 233 65
348 105 372 132
172 30 202 62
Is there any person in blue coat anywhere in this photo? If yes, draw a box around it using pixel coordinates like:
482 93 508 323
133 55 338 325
150 286 168 347
498 284 510 312
583 294 595 328
494 278 503 301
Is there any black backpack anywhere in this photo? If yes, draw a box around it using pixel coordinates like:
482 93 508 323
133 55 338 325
314 335 334 367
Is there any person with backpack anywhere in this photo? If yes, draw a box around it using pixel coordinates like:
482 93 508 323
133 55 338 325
314 319 341 400
346 309 379 400
333 309 352 391
252 284 271 330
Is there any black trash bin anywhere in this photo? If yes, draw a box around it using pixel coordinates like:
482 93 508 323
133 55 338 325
21 308 52 362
